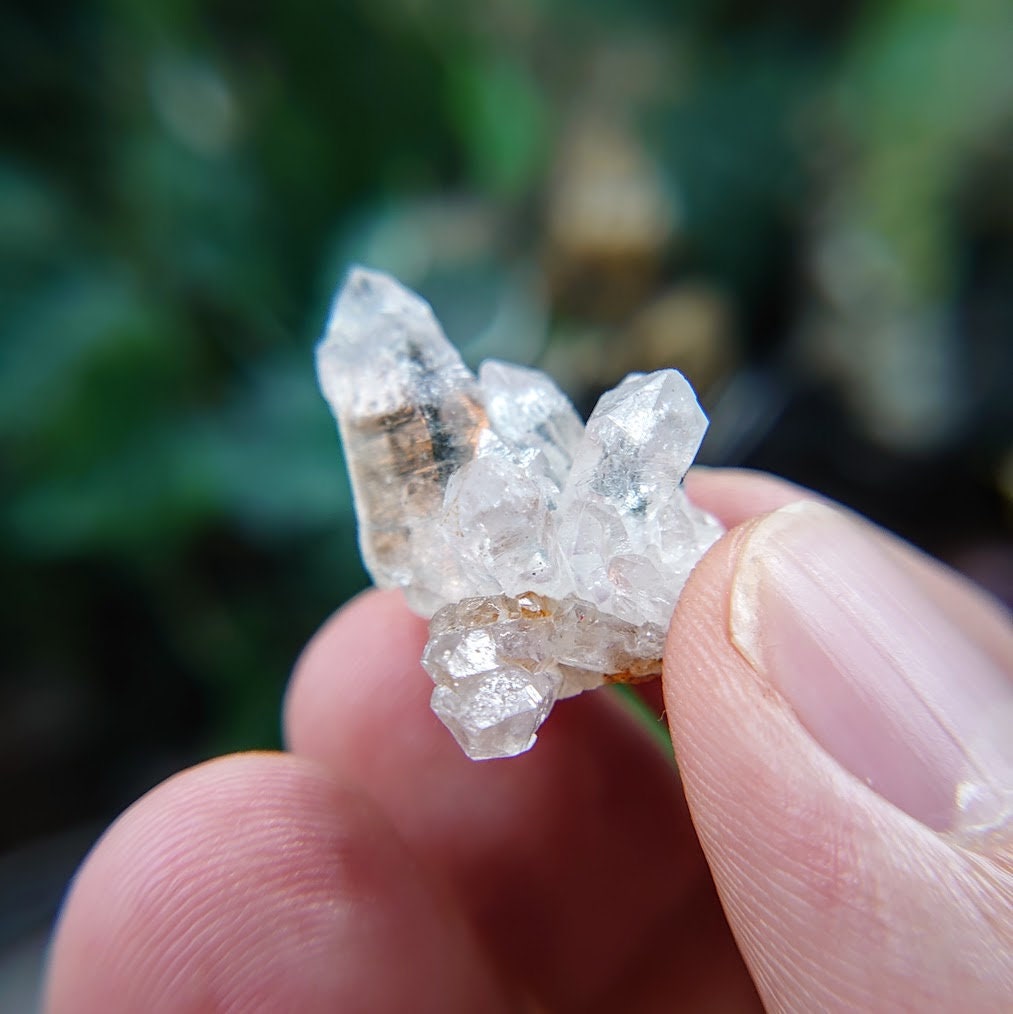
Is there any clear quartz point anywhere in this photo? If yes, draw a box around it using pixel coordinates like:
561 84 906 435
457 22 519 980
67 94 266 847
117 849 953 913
317 267 723 759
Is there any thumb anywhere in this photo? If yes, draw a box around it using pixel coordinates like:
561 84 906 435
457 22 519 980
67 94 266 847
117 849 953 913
664 500 1013 1012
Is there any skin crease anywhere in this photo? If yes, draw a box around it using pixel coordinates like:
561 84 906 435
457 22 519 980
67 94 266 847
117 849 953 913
44 469 1012 1013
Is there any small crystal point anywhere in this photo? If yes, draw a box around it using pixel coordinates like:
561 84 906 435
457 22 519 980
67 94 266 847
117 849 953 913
317 267 722 760
478 360 584 490
431 668 560 761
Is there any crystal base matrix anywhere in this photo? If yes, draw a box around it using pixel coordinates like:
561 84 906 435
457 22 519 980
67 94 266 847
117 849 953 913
317 267 722 759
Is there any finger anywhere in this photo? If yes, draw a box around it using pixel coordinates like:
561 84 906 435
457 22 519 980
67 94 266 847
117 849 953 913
45 753 512 1014
285 590 744 1009
664 500 1013 1011
683 466 817 528
685 467 1012 667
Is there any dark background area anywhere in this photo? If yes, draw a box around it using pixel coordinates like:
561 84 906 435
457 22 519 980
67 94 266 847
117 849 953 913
1 0 1011 1004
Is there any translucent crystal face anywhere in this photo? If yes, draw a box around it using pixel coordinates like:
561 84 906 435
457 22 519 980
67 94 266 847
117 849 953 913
317 267 723 759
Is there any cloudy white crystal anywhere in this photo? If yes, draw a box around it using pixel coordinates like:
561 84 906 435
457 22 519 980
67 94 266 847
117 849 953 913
317 267 722 760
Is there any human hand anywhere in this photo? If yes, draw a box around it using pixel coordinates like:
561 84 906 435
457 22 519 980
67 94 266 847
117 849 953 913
45 471 1012 1012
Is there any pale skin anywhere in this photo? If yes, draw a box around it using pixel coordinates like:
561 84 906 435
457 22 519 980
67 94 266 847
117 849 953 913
45 470 1013 1012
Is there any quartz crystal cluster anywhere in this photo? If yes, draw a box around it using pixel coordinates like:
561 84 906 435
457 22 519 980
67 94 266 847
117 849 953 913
317 267 723 759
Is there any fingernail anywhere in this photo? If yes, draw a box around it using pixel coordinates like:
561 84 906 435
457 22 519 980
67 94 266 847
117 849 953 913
730 501 1013 839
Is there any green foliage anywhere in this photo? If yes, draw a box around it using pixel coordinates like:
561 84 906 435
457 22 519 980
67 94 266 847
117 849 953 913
447 53 550 196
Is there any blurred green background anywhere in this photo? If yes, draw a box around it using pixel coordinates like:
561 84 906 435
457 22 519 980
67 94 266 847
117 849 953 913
2 0 1012 1002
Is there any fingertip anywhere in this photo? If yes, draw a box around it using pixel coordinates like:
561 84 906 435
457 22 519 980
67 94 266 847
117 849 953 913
45 752 506 1014
663 507 1013 1011
683 467 816 528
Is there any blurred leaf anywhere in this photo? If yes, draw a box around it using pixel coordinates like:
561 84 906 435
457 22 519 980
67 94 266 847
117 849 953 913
3 346 351 556
653 35 815 293
186 352 353 537
0 270 185 455
447 53 550 196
